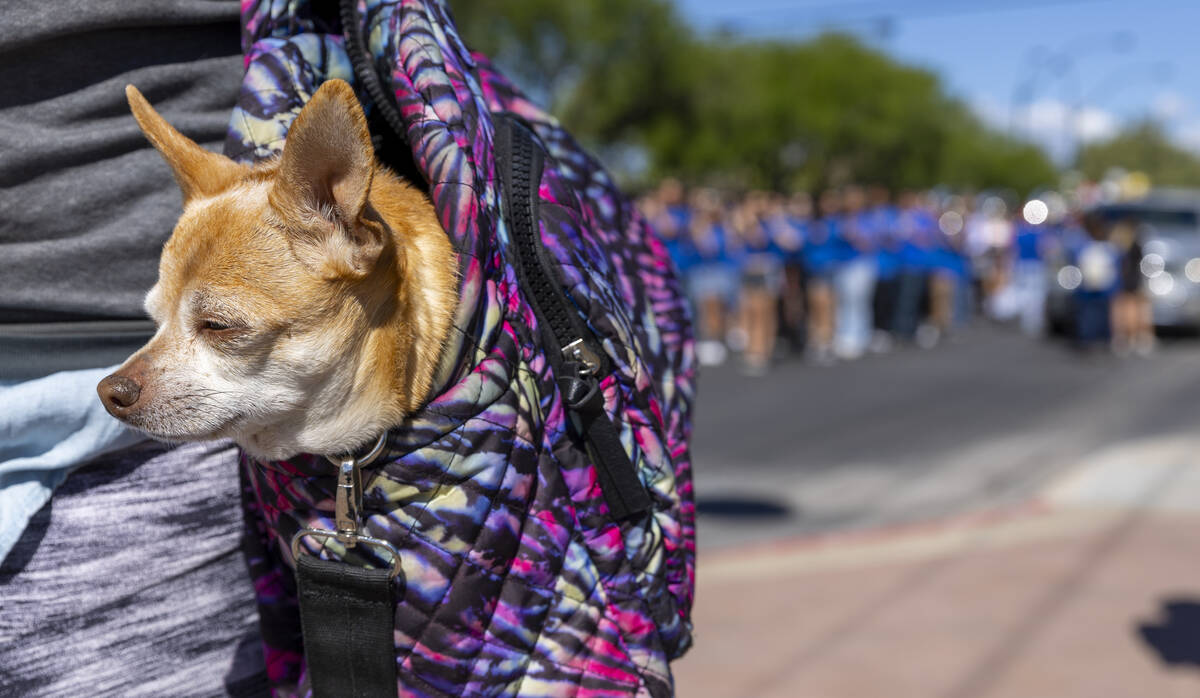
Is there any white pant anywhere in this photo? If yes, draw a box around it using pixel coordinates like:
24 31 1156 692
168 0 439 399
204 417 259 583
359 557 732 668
833 257 878 357
1013 260 1047 336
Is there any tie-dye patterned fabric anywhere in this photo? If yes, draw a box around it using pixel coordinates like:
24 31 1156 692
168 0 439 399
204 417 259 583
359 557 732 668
224 1 695 696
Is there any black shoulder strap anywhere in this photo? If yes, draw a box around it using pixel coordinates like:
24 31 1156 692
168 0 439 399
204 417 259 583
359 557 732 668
296 555 398 697
495 115 652 521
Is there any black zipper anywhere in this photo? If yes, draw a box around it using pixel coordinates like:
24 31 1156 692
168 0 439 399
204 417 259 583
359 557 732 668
501 120 606 377
498 116 650 520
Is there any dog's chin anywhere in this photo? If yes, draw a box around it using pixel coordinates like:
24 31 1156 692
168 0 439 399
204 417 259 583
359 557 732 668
125 424 229 447
118 412 242 448
234 432 354 463
238 442 297 463
234 424 387 463
234 428 305 463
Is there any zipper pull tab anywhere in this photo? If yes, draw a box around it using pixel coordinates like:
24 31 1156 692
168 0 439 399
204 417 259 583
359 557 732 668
562 338 602 376
560 365 602 414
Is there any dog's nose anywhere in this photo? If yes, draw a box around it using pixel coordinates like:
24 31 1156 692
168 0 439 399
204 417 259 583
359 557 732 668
98 374 142 414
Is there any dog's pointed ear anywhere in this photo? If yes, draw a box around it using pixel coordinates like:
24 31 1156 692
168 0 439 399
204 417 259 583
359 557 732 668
270 80 382 279
126 85 244 203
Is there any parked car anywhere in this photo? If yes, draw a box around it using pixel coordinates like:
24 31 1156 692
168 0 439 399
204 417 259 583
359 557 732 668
1046 190 1200 334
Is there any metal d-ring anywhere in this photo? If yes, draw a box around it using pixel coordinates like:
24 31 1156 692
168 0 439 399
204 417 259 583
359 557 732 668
325 431 388 468
291 528 403 579
290 432 401 579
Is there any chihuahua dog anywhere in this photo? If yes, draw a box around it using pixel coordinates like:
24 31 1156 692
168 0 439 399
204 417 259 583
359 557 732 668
97 80 457 461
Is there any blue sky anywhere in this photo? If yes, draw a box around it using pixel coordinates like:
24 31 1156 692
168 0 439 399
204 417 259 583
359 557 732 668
674 0 1200 162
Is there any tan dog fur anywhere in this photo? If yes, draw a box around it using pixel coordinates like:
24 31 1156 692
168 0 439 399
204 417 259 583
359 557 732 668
98 80 457 461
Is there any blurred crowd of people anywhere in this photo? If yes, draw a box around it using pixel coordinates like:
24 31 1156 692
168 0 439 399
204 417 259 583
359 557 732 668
640 179 1155 374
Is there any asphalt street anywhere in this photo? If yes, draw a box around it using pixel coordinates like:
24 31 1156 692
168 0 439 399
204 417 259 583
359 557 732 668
691 326 1200 548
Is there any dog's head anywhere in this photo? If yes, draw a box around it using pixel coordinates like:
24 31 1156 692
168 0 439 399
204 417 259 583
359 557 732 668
98 80 417 461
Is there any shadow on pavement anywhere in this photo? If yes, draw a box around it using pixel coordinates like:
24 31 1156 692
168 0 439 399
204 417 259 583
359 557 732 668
696 495 791 519
1137 597 1200 667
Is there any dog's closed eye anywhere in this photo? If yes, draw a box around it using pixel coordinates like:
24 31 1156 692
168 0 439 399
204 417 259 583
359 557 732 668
201 319 238 332
197 318 254 349
191 291 250 336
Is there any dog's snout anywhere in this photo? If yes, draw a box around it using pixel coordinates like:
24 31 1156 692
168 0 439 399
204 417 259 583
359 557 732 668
98 374 142 414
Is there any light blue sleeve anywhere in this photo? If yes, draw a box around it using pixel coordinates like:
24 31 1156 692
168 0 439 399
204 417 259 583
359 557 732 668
0 366 147 562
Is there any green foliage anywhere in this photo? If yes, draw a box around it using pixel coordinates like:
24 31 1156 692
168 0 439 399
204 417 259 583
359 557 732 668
452 1 1057 195
451 0 693 122
1076 121 1200 188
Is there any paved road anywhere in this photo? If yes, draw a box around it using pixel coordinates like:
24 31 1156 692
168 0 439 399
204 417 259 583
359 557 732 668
691 326 1200 548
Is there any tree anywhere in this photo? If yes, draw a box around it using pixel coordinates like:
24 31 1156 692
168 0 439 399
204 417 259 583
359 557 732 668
450 0 694 130
1076 121 1200 188
452 0 698 180
451 2 1057 195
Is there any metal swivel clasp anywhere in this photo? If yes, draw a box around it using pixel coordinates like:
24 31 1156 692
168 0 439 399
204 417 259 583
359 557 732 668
290 432 402 578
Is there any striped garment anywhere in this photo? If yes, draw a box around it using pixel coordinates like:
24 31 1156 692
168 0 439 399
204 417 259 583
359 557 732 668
224 1 696 695
0 440 266 697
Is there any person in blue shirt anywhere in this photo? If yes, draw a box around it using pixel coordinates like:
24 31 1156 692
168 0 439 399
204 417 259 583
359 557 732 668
731 191 785 374
641 186 693 278
647 178 692 263
1012 209 1048 336
865 185 900 350
806 189 842 363
928 196 971 341
892 190 935 341
683 188 739 366
832 186 879 360
764 192 810 354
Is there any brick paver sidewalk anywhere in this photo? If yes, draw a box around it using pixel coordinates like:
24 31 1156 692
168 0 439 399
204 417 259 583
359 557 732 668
675 436 1200 697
